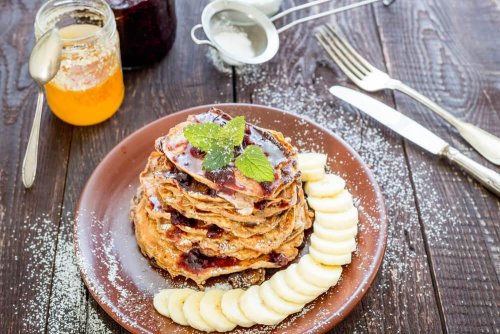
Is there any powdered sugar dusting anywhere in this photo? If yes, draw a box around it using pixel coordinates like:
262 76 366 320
13 53 460 333
75 211 161 332
13 213 58 332
47 211 87 333
219 57 457 331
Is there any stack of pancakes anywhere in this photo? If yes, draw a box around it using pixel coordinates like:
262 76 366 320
131 109 313 286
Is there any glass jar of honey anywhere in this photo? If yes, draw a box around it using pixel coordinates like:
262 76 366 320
35 0 125 126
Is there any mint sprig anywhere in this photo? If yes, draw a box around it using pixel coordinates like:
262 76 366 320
183 116 275 182
183 122 221 152
202 143 234 171
221 116 245 146
235 145 274 182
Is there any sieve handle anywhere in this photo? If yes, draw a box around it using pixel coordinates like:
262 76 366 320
191 24 214 47
276 0 385 34
271 0 332 21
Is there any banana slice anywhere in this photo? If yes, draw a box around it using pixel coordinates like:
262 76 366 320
314 223 358 242
304 174 346 197
168 289 195 326
297 254 342 288
221 289 255 328
284 264 325 297
297 153 327 172
269 270 314 304
240 285 286 325
314 207 358 229
309 245 352 265
260 281 304 315
183 291 215 332
310 234 357 255
153 289 172 317
307 190 353 213
301 168 326 182
200 289 237 332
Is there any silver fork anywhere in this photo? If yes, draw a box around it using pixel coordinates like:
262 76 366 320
316 24 500 166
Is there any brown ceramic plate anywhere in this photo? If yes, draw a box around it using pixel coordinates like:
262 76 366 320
75 103 387 334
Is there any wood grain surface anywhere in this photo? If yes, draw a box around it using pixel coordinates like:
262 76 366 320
0 0 498 333
374 1 500 332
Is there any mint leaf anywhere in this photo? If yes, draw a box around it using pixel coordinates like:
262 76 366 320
183 123 221 152
202 143 233 171
235 145 274 182
183 115 257 173
221 116 245 147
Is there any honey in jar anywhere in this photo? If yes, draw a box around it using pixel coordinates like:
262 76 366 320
35 0 125 126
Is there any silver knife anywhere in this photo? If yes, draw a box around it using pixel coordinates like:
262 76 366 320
330 86 500 197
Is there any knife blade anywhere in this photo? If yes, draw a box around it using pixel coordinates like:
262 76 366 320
329 85 500 197
330 86 448 155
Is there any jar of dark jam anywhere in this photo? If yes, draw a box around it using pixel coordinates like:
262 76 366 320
108 0 176 69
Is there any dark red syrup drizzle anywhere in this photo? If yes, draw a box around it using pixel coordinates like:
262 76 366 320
268 251 289 266
178 248 238 274
206 224 224 238
170 211 198 228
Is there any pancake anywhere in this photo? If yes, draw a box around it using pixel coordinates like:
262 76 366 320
132 196 304 286
130 109 313 286
155 108 299 199
140 152 301 238
143 192 311 260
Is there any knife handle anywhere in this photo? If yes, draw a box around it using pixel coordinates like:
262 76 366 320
443 146 500 197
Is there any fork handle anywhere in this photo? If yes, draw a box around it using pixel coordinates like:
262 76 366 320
391 80 500 165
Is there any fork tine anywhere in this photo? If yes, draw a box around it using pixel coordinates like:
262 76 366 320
325 24 374 73
315 32 363 84
321 26 369 76
315 27 365 82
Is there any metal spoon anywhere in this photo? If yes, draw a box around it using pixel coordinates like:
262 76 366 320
22 29 62 188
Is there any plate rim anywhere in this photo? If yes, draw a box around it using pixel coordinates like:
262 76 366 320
74 103 388 334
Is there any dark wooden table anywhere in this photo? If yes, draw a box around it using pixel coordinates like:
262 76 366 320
1 1 499 333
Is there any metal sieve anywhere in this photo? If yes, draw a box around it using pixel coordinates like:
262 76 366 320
191 0 395 65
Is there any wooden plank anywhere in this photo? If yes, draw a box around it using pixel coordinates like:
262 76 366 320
0 0 74 333
233 1 443 332
45 1 234 332
373 0 500 332
46 210 89 333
